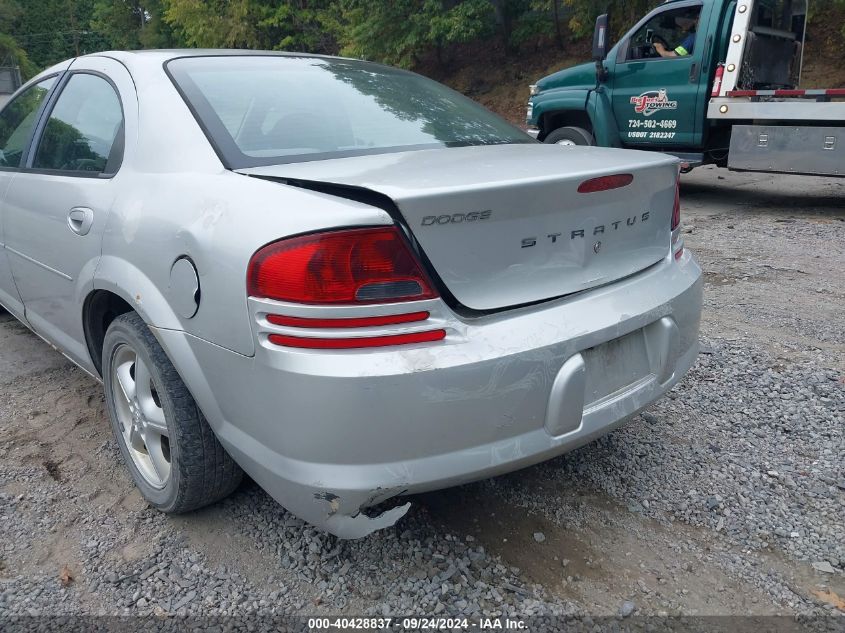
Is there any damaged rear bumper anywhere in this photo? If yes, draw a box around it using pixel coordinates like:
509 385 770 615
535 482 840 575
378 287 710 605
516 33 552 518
154 250 702 538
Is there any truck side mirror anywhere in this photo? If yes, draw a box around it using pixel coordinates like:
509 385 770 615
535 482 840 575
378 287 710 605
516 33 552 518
592 13 610 82
592 14 609 61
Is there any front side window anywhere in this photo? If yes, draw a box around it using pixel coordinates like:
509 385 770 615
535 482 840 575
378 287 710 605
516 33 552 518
33 73 123 174
0 77 56 168
627 6 702 61
167 56 533 168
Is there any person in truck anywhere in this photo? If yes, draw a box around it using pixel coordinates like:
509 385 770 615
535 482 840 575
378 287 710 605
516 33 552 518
654 12 699 57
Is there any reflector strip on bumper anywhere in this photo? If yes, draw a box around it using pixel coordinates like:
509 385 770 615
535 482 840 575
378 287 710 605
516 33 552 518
267 311 430 329
268 329 447 349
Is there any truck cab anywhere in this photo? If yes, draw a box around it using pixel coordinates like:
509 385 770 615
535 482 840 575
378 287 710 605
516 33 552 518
527 0 843 176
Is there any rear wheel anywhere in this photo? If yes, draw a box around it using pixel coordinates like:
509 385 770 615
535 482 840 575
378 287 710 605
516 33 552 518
102 312 242 512
544 126 595 147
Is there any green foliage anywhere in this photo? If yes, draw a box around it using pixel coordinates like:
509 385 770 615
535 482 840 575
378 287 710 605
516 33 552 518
0 1 33 77
162 0 334 52
91 0 177 50
0 0 21 31
1 0 175 74
0 0 685 83
7 0 105 68
338 0 494 67
257 1 337 52
163 0 262 48
510 0 564 48
3 0 843 80
563 0 656 40
0 32 36 79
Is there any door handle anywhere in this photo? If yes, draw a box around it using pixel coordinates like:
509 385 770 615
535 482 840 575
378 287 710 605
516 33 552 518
689 62 700 83
67 207 94 236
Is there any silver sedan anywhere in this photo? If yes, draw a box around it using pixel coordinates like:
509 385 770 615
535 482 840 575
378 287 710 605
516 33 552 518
0 51 702 537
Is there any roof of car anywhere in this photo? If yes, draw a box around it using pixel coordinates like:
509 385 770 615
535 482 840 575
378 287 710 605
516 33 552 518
84 49 362 65
27 49 400 92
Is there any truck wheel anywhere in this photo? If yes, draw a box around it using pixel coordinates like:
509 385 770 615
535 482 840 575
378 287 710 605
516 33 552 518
102 312 243 513
545 126 595 147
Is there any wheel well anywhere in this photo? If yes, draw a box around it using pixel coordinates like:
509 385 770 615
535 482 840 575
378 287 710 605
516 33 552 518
541 110 594 140
83 290 134 377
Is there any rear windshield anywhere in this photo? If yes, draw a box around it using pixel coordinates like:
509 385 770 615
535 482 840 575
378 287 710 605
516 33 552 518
166 55 533 168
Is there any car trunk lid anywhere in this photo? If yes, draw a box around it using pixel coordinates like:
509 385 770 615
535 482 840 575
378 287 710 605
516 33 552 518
237 144 679 311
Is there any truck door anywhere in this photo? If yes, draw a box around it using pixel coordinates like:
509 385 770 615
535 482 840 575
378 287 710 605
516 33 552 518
610 1 712 148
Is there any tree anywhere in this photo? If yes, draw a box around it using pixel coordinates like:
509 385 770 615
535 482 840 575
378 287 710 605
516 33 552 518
509 0 570 50
91 0 177 50
338 0 493 68
0 0 34 78
257 1 337 53
0 32 36 79
162 0 334 52
562 0 654 39
163 0 262 48
3 0 107 69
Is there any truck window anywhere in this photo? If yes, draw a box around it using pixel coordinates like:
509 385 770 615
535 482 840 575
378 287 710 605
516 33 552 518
627 6 702 61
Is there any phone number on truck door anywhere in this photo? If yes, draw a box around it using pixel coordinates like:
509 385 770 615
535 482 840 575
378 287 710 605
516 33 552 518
628 119 677 129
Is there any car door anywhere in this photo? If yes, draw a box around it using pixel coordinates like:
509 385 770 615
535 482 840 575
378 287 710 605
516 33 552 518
3 57 133 370
609 1 711 148
0 75 60 321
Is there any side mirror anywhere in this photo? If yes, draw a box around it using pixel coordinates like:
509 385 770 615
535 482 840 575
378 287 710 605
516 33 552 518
592 13 610 82
592 13 609 61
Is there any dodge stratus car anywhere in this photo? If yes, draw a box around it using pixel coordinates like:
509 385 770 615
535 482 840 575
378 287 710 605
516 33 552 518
0 51 702 537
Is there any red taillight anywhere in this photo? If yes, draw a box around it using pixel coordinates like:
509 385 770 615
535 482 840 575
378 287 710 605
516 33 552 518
247 227 438 304
268 329 446 349
253 228 445 349
577 173 634 194
711 64 725 98
266 311 430 329
671 174 681 231
671 172 683 260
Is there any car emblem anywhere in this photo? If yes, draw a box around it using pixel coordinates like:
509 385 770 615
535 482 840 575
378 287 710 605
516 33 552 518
520 212 649 249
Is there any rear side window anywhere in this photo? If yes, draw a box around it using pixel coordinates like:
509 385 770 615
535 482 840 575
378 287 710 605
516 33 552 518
33 73 123 175
0 77 56 168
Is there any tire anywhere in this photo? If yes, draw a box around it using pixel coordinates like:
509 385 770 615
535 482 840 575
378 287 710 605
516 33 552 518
102 312 242 513
544 126 595 147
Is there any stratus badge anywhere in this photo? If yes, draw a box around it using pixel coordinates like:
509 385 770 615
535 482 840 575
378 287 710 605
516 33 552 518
521 212 650 248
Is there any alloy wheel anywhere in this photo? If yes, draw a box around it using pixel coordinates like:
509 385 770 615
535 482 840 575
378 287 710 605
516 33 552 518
110 344 171 489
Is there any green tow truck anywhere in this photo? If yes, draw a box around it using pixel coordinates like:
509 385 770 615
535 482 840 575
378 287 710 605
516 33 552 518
526 0 845 177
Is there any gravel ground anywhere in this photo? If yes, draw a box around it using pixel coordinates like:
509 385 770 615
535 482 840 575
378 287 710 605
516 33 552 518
0 167 843 628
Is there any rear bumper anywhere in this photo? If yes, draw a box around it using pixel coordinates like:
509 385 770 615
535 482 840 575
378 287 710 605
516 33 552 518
155 250 702 538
